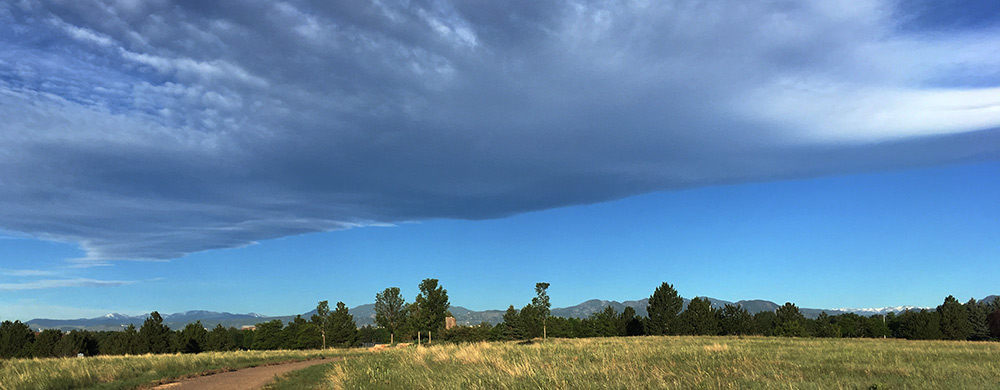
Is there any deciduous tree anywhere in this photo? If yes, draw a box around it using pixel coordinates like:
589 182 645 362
375 287 407 344
312 301 331 349
412 278 450 335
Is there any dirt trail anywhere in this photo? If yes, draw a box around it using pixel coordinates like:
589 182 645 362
152 357 341 390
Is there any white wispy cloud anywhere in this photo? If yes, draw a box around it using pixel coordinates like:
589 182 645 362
1 269 59 277
0 278 135 291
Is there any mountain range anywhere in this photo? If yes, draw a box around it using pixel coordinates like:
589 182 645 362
25 295 997 332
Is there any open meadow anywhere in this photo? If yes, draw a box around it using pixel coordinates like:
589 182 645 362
0 349 360 390
286 336 1000 390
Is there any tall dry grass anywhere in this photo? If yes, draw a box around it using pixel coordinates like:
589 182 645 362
0 349 351 390
326 336 1000 389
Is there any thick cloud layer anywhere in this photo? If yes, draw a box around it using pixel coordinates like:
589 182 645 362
2 0 999 262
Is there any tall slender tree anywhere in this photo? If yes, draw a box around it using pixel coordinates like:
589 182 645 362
532 282 551 339
646 282 683 335
375 287 407 344
312 301 331 349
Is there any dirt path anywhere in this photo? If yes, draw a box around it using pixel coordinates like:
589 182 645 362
152 357 341 390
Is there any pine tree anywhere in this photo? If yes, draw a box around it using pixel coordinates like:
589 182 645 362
499 305 524 340
719 304 754 336
33 329 62 357
937 295 971 340
775 302 808 337
679 297 719 335
177 321 208 353
327 301 357 347
0 320 35 358
139 311 172 354
965 298 990 341
646 282 683 335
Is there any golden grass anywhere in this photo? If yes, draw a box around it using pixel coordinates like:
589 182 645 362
324 336 1000 389
0 349 356 390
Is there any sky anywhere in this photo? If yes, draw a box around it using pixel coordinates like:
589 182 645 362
1 0 999 321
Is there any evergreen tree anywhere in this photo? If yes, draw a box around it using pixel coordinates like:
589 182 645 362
206 324 236 351
54 330 99 357
287 315 322 349
774 302 808 337
965 298 990 341
862 315 890 338
937 295 971 340
519 304 544 338
374 287 407 344
620 306 645 336
33 329 62 357
97 325 138 356
327 301 357 347
498 305 524 340
898 309 943 340
252 319 285 350
719 304 754 336
139 311 172 354
989 297 1000 339
753 311 777 336
0 320 35 358
532 282 551 339
678 297 719 335
589 306 620 337
177 321 208 353
646 282 683 335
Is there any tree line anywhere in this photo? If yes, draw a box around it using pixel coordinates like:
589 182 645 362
451 283 1000 343
0 278 449 359
3 280 998 358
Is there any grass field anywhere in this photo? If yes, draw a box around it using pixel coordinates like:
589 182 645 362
304 336 1000 389
0 349 359 390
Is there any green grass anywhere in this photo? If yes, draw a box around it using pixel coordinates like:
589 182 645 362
0 349 360 390
300 336 1000 389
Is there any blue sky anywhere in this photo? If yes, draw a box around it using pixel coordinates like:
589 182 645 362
1 0 999 320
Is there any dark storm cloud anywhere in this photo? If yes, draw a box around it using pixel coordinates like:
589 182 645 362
1 0 999 261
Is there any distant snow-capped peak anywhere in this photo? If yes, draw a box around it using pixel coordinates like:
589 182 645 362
832 306 927 314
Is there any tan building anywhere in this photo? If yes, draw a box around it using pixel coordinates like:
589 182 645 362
445 316 457 330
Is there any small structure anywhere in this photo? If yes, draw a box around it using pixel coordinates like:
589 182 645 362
445 316 457 330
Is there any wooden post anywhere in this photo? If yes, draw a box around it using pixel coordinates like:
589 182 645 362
429 331 432 344
418 331 421 346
